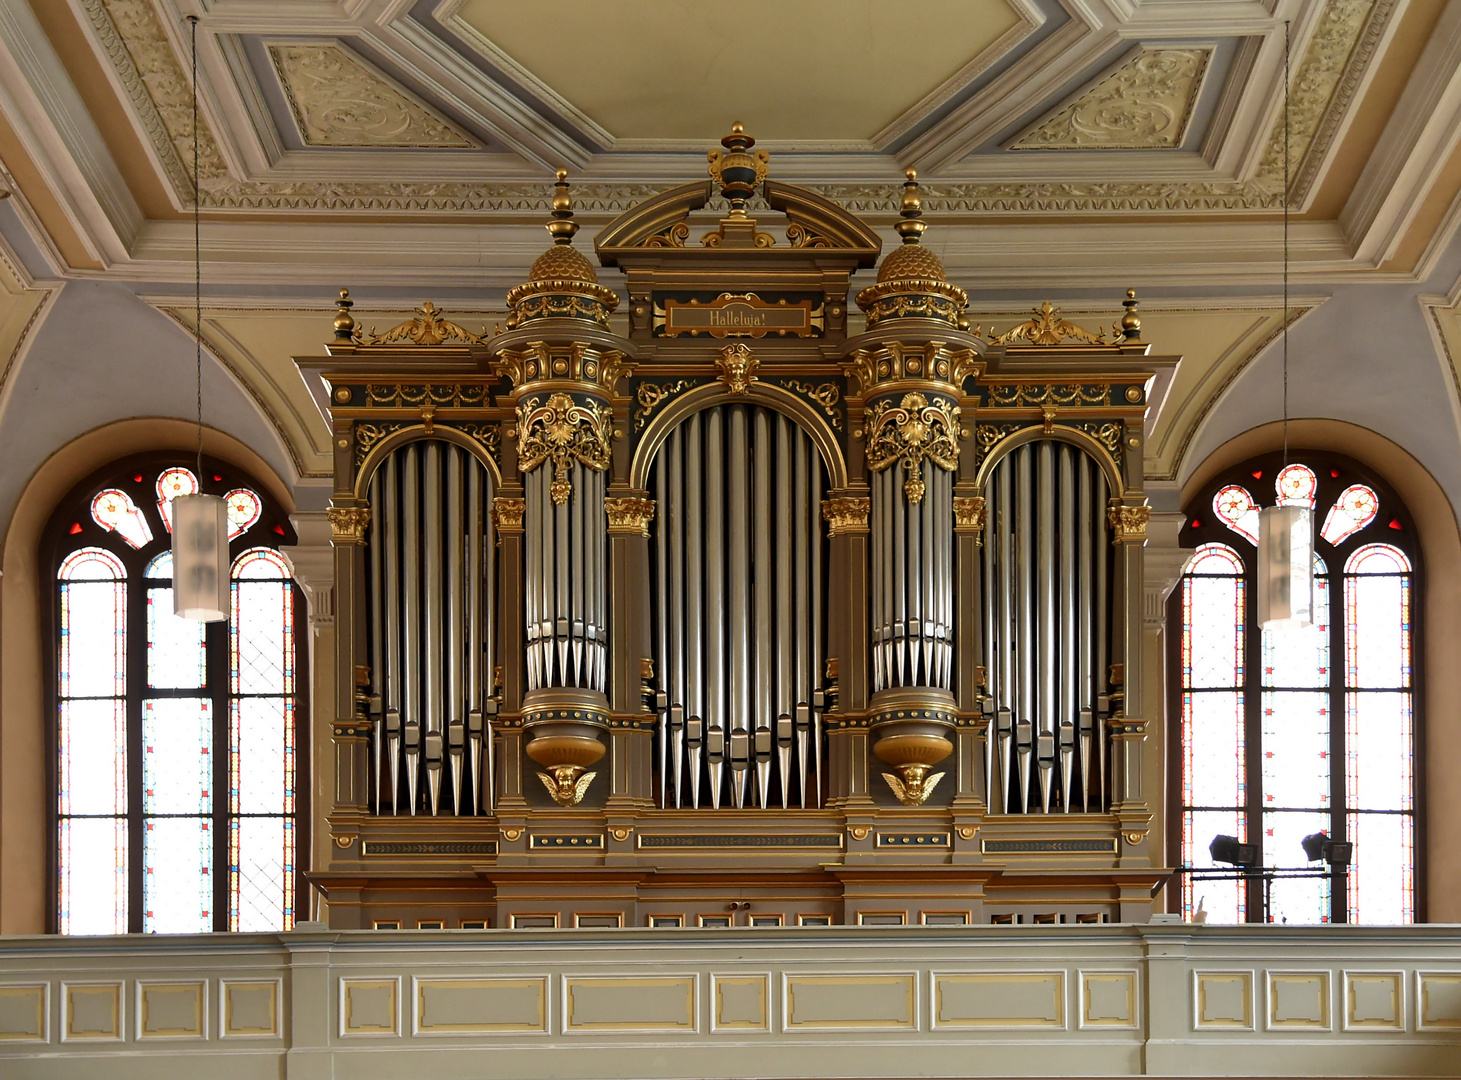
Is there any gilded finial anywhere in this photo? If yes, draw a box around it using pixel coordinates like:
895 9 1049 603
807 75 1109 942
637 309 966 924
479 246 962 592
333 287 355 341
1119 288 1141 341
707 122 770 215
546 168 579 244
896 167 926 244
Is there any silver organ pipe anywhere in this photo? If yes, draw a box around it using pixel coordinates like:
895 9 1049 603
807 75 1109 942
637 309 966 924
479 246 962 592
367 472 384 813
982 439 1112 814
651 404 827 809
871 460 954 693
363 438 497 816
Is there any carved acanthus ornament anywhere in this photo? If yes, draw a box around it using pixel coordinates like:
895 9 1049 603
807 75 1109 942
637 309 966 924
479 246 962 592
354 422 404 466
990 302 1108 347
604 497 656 537
864 392 961 503
1012 49 1212 151
327 505 370 544
516 393 612 504
781 380 843 431
821 497 871 536
1107 503 1152 544
716 343 759 394
358 302 487 346
953 496 987 533
634 379 696 431
492 497 526 533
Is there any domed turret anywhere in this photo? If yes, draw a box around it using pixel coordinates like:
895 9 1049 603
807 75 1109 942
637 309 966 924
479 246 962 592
856 170 968 330
505 170 620 329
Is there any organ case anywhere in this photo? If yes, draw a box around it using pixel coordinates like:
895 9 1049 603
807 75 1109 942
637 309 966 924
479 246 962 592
299 128 1177 929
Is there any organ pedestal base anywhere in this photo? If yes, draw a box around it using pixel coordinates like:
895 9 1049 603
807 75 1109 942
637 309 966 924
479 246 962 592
312 810 1164 929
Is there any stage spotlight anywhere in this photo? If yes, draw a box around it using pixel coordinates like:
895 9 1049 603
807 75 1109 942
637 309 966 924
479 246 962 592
1301 831 1353 865
1209 834 1258 867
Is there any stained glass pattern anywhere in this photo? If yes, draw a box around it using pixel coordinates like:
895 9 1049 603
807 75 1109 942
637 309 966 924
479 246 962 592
1180 543 1246 924
225 488 262 539
1321 484 1379 546
1213 485 1260 544
1344 542 1413 924
1275 464 1317 508
156 468 199 534
229 548 297 932
147 576 206 689
91 489 153 549
57 548 128 935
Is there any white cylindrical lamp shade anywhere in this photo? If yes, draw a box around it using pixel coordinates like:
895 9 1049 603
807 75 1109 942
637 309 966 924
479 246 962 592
1257 503 1313 629
172 493 230 622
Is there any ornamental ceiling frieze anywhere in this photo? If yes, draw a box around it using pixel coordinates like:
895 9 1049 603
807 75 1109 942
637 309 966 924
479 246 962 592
75 0 1394 216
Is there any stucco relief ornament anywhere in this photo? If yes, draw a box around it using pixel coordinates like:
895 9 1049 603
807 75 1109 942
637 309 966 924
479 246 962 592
864 392 960 503
516 392 612 505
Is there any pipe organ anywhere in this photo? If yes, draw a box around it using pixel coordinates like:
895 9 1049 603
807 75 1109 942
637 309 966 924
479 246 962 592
300 126 1177 930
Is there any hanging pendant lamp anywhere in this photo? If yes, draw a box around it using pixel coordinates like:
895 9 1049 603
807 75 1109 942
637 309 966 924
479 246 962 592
173 14 229 623
1257 20 1312 631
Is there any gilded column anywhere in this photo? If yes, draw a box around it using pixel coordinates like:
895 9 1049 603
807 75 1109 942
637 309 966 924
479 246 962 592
486 171 637 809
605 492 656 808
821 494 871 808
841 171 984 807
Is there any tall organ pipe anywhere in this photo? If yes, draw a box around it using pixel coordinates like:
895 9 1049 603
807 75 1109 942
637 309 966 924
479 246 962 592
383 454 402 812
669 427 686 805
1094 461 1109 810
810 449 823 806
686 413 704 808
728 406 751 805
1036 440 1055 812
466 463 484 813
445 446 464 815
1057 445 1076 812
367 473 384 812
402 444 422 815
752 409 773 806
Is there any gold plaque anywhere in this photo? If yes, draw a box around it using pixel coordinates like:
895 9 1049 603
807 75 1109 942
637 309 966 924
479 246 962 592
654 293 823 338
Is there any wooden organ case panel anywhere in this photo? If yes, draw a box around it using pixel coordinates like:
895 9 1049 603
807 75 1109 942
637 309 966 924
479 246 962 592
297 131 1179 930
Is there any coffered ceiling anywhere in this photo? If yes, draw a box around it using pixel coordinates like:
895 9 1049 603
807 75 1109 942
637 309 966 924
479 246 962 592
0 0 1458 285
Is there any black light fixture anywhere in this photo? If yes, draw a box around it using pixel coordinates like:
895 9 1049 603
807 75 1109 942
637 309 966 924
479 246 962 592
1209 834 1258 867
1301 831 1353 865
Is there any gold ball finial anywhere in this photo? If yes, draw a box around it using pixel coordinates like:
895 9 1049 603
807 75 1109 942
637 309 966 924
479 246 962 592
333 287 355 340
1119 287 1142 340
896 167 926 244
731 121 745 135
546 168 579 244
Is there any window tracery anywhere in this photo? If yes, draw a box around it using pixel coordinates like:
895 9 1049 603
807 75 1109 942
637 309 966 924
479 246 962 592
49 456 303 935
1174 452 1417 924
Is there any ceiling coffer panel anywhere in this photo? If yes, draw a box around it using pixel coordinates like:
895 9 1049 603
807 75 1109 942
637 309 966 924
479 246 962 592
1010 47 1213 151
268 42 478 149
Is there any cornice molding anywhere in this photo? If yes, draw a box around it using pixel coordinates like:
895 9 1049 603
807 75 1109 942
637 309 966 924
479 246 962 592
74 0 1391 216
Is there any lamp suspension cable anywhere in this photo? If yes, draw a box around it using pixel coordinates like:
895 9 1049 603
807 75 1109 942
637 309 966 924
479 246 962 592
191 14 202 479
171 13 229 623
1282 18 1290 468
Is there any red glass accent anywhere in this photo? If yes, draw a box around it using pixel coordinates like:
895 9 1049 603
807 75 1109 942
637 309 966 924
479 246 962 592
1331 469 1340 478
68 522 83 535
133 474 144 483
1191 519 1202 528
273 523 285 535
213 475 223 483
1389 519 1402 530
1252 470 1263 479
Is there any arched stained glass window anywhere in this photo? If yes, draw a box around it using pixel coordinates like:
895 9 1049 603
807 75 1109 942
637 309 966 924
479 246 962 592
48 455 304 935
1173 452 1418 924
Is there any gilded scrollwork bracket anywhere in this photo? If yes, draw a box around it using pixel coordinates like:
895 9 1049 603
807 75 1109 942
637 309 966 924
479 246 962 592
516 392 612 504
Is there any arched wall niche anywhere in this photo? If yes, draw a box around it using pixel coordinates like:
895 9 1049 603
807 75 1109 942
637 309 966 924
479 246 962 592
629 382 849 491
0 418 296 935
1177 418 1461 922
